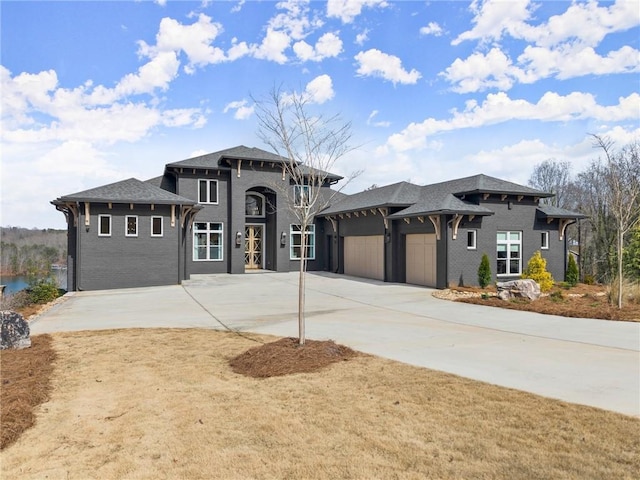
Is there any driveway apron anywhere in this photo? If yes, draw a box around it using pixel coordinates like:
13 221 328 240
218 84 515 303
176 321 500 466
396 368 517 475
30 272 640 417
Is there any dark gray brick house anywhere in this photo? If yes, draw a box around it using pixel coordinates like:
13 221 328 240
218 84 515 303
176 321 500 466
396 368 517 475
53 145 585 291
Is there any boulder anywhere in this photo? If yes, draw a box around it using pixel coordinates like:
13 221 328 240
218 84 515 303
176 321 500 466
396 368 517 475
1 311 31 350
496 279 541 301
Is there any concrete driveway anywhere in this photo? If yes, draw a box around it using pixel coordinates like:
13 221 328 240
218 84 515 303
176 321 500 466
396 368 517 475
30 272 640 417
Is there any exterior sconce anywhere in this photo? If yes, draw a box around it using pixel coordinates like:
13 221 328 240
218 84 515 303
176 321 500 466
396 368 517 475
235 231 242 247
280 231 287 247
385 232 391 243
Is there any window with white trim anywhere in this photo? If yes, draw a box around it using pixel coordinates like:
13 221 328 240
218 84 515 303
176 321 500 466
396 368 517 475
125 215 138 237
98 214 111 237
193 222 223 261
541 231 549 250
151 216 163 237
294 185 310 208
497 231 521 275
198 179 218 204
290 224 315 260
467 230 477 250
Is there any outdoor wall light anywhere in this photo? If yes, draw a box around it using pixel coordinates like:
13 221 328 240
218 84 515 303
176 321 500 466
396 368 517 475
280 231 287 247
235 231 242 247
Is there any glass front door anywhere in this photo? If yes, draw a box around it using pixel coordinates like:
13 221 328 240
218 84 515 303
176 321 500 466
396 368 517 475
244 225 263 269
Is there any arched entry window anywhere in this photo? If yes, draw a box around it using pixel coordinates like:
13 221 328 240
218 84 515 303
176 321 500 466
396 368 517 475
245 193 265 217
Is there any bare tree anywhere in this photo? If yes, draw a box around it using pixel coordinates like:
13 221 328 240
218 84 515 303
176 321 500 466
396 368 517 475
253 86 359 345
592 135 640 308
528 159 572 208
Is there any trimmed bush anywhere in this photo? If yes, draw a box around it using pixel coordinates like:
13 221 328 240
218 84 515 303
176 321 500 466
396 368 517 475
478 253 492 288
522 251 554 292
565 254 579 287
28 280 60 305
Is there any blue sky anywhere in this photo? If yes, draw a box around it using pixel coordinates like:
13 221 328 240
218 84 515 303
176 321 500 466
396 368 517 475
2 0 638 228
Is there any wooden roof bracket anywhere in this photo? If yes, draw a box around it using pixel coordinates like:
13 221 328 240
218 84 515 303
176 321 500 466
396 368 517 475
171 205 176 227
483 193 490 200
451 214 463 240
404 218 410 224
327 216 338 233
428 215 441 240
181 205 198 228
559 218 574 241
237 159 242 178
377 208 388 229
84 202 90 226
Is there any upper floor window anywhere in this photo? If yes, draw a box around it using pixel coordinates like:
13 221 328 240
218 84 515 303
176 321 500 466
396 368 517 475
199 179 218 204
497 231 521 275
245 193 265 217
151 216 163 237
290 224 315 260
541 231 549 249
294 185 310 208
98 214 111 237
126 215 138 237
193 222 223 261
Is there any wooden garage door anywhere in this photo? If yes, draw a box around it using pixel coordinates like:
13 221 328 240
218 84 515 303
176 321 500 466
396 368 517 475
344 236 384 281
406 234 437 287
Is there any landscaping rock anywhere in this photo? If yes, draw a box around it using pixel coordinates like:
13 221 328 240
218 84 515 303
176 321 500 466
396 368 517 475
496 279 541 301
1 311 31 350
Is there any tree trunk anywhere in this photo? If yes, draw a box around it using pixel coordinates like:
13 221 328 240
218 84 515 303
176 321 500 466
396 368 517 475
618 224 623 309
298 226 307 345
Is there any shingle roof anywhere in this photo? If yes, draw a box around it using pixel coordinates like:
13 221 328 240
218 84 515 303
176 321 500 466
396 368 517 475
167 145 343 181
166 145 287 169
537 205 588 219
322 174 561 219
52 178 197 205
321 182 422 215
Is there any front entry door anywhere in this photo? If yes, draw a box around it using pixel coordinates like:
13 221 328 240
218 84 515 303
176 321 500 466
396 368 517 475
244 225 263 269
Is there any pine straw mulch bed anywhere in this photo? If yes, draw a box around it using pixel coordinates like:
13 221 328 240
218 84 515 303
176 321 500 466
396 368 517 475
1 334 57 450
229 337 359 378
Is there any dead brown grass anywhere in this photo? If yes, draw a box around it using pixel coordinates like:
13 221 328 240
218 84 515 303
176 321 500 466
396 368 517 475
1 334 57 450
1 329 639 480
452 284 640 321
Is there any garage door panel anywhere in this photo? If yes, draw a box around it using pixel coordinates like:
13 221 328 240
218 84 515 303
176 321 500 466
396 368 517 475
344 236 384 281
406 234 436 287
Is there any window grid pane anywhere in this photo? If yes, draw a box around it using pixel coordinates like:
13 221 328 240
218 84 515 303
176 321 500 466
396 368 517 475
496 231 521 275
193 222 223 261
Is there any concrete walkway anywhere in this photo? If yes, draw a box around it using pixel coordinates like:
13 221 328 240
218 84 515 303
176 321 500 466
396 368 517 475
31 272 640 417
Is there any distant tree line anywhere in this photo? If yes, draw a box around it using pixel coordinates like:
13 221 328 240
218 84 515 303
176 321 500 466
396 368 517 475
0 227 67 277
528 136 640 292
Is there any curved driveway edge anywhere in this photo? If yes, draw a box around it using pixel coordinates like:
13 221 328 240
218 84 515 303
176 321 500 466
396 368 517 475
30 272 640 417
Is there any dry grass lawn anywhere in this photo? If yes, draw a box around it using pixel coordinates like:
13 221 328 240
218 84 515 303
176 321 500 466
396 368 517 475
2 328 639 479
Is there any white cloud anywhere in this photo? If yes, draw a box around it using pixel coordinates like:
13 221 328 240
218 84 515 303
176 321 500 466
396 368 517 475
366 110 390 127
355 49 421 85
419 22 443 37
452 0 532 46
442 47 525 93
224 100 255 120
253 28 291 64
446 0 640 92
139 14 226 74
355 29 369 45
304 74 335 104
293 32 343 62
380 91 640 153
326 0 388 24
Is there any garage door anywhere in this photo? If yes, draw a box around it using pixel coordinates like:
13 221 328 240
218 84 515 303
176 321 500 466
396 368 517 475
344 236 384 281
406 234 437 287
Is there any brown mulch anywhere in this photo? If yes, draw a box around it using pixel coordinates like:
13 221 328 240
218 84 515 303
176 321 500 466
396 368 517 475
229 337 359 378
442 283 640 322
1 334 57 450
